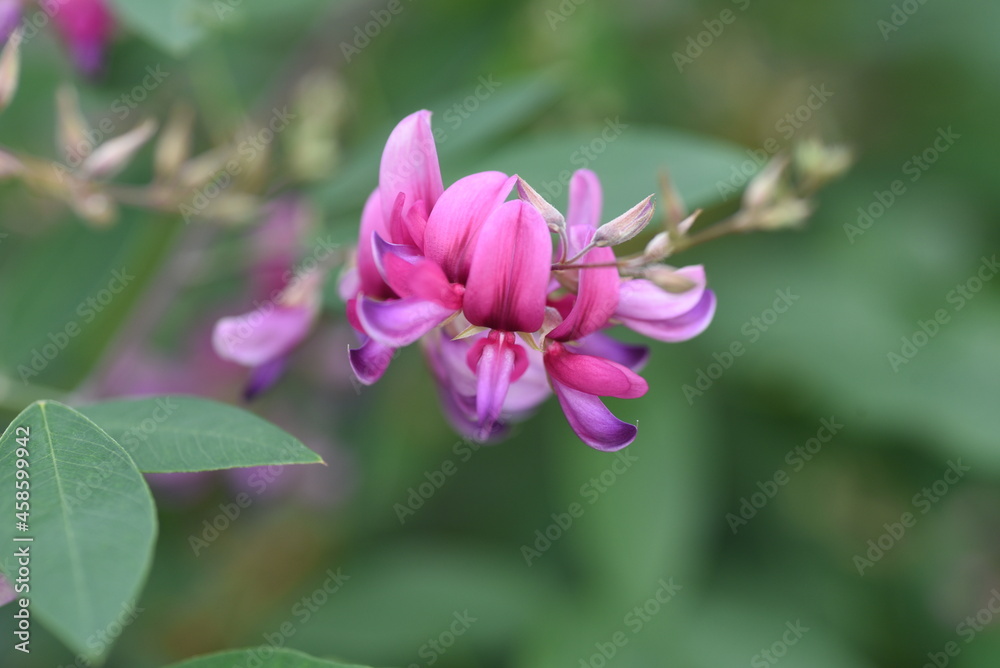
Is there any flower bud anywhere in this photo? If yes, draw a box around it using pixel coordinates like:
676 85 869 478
0 28 20 111
795 138 852 188
743 154 789 211
56 86 92 165
517 177 565 234
81 118 157 180
593 195 654 247
644 265 698 293
154 104 194 182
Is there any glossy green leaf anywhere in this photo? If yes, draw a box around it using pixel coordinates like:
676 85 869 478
0 401 156 663
166 648 371 668
79 395 324 473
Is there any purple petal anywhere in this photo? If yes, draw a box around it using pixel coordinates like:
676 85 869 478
52 0 116 78
615 265 708 321
619 289 717 342
423 171 516 283
213 305 314 367
357 295 454 348
567 169 602 229
552 379 638 451
348 337 396 385
464 200 551 333
379 110 443 239
0 572 15 608
244 356 287 400
549 230 619 342
0 1 22 44
574 332 650 371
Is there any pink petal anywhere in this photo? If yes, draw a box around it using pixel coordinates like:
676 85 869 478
423 171 517 283
213 305 314 367
615 265 708 321
379 110 443 239
356 295 455 348
552 380 638 451
567 169 602 229
549 231 619 342
0 572 15 608
544 343 648 399
473 333 519 436
357 188 394 300
464 200 551 333
574 332 650 371
349 338 396 385
619 289 717 342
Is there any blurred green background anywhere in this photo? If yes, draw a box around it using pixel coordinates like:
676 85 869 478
1 0 999 666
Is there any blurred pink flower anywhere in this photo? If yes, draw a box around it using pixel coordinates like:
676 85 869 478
51 0 116 77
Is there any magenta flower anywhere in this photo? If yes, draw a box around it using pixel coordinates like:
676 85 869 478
51 0 116 77
345 111 716 450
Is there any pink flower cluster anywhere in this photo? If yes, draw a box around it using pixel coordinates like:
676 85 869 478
341 111 716 450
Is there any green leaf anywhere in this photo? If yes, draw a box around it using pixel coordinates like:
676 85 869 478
108 0 209 56
165 647 372 668
0 401 157 663
79 395 324 473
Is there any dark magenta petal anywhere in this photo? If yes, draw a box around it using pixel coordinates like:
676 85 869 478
574 333 650 371
615 266 707 321
549 230 619 342
544 343 648 399
619 289 717 342
357 295 455 348
551 379 638 451
379 110 443 237
424 171 516 283
348 337 395 385
464 200 550 332
567 169 602 229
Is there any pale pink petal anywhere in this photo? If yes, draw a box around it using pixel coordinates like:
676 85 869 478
615 266 707 321
213 305 314 367
619 289 717 342
423 171 516 283
357 188 394 300
464 200 550 333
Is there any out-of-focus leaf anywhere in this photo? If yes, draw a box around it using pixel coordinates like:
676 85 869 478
289 544 561 666
0 401 156 663
165 647 371 668
108 0 208 56
79 395 323 472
